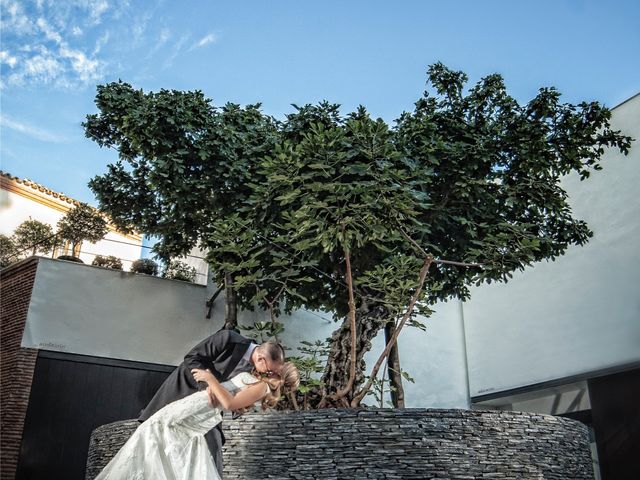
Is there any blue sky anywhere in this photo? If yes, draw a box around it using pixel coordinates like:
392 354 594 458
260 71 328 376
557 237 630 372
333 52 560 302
1 0 639 205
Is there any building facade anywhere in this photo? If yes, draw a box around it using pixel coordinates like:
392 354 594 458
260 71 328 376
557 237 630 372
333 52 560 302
1 172 144 270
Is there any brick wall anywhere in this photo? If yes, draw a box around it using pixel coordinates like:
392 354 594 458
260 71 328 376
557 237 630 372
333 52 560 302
86 408 594 479
1 258 39 480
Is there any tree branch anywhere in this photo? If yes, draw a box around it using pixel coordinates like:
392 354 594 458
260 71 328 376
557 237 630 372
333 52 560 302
351 255 433 407
398 222 483 267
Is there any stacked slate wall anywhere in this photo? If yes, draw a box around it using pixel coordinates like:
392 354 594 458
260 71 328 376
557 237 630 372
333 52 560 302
86 408 593 480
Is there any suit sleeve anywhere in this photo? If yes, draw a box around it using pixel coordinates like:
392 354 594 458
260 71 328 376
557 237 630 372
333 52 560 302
184 329 231 371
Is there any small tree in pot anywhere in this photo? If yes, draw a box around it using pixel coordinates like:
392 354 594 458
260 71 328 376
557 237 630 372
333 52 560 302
130 258 159 276
56 203 108 259
12 218 55 257
163 260 197 283
0 234 17 268
92 255 124 270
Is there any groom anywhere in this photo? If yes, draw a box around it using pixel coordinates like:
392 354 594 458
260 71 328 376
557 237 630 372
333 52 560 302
139 329 285 477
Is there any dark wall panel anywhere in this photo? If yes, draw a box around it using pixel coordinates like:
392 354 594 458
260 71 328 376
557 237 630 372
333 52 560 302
589 367 640 480
16 351 172 480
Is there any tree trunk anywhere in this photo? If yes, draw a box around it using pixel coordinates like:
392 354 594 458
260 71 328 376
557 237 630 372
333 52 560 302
223 272 238 330
319 300 389 407
385 322 405 408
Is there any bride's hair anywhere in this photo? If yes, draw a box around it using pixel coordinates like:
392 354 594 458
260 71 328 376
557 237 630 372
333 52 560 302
257 362 300 410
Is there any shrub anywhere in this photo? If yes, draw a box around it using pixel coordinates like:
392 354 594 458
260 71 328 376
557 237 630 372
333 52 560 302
130 258 159 276
163 260 197 283
12 219 55 256
0 234 17 268
56 203 108 253
92 255 124 270
57 255 84 263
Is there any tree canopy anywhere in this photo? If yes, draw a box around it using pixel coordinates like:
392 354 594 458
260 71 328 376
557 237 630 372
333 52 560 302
12 218 55 256
84 63 631 407
57 203 108 254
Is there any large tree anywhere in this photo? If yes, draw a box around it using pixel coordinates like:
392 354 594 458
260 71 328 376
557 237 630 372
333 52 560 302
84 64 631 408
84 83 280 328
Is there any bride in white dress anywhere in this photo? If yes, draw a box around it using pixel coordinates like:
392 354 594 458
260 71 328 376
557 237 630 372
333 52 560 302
95 362 300 480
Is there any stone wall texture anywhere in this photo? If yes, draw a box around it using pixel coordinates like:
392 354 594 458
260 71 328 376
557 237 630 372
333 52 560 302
86 408 594 480
0 258 39 480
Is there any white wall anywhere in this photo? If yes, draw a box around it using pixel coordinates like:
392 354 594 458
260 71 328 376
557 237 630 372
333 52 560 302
464 94 640 398
0 189 143 270
21 257 471 408
236 296 471 408
22 258 213 365
380 301 470 408
1 190 66 233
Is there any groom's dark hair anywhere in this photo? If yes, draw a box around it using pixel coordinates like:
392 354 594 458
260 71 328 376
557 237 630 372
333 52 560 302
260 341 285 363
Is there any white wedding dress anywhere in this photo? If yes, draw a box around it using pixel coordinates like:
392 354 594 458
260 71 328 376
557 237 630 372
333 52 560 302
95 371 260 480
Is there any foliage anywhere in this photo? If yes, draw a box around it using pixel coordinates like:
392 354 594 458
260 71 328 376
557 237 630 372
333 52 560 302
287 339 331 410
238 320 285 343
366 367 415 408
0 234 17 268
57 203 108 253
83 83 280 263
12 219 55 256
92 255 124 270
130 258 159 275
84 64 632 409
163 260 197 282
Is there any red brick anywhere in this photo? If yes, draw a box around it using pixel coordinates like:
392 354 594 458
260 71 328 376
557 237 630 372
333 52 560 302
1 257 39 480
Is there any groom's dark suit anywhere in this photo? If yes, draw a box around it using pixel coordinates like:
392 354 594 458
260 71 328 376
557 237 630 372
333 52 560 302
139 329 253 476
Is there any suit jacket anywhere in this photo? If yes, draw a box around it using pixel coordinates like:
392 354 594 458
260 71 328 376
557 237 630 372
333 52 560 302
139 329 253 422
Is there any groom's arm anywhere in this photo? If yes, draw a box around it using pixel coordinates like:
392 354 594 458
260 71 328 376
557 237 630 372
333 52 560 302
183 329 232 371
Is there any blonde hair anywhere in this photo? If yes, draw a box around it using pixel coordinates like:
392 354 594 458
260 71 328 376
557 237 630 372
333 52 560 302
257 362 300 410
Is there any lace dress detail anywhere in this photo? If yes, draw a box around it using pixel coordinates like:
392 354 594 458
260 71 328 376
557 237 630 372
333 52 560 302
95 371 260 480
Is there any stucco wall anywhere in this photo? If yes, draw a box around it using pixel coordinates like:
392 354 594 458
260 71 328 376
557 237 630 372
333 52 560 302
0 188 143 270
22 258 212 365
464 94 640 397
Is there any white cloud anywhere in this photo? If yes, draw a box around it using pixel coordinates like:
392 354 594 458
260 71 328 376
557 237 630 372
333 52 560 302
1 0 35 34
60 46 101 82
2 5 106 89
132 11 152 45
93 31 110 56
163 34 190 69
159 28 171 44
36 17 63 44
0 1 184 87
0 51 18 68
190 32 217 51
0 115 66 142
84 0 109 25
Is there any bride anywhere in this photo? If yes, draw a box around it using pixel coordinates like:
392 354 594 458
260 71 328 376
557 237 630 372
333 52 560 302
95 362 300 479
